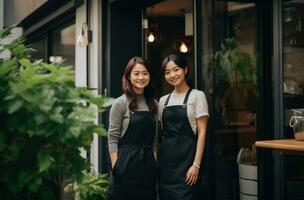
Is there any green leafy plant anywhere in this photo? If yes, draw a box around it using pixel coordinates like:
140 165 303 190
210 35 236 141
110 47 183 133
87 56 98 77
208 38 256 86
208 38 257 125
0 27 111 200
65 171 109 200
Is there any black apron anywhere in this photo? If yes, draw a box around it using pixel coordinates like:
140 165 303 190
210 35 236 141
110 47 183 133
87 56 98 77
109 110 157 200
159 89 199 200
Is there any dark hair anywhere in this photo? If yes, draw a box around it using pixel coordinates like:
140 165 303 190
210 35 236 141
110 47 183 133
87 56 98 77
162 54 187 71
122 56 157 114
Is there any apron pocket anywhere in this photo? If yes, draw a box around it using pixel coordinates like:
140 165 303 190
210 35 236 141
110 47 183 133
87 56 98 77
112 150 127 178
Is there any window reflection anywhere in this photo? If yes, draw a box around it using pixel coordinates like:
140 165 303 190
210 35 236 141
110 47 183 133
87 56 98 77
31 37 47 61
51 23 75 68
29 22 75 69
210 1 257 200
283 0 304 199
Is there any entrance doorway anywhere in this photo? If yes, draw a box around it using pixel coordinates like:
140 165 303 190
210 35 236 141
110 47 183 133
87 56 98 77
210 1 258 200
104 1 262 199
144 0 194 98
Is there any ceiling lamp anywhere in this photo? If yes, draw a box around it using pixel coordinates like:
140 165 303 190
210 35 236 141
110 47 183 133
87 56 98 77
147 32 155 43
173 39 191 54
179 41 189 53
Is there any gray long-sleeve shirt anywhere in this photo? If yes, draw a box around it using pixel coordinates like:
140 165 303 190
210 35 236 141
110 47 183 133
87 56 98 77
107 94 159 153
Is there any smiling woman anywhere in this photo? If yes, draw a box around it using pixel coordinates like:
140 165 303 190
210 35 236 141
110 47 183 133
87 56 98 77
129 63 151 94
164 62 186 86
107 57 159 200
158 54 209 200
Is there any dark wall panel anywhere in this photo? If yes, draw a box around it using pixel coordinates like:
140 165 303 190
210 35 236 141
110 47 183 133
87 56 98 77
108 1 142 97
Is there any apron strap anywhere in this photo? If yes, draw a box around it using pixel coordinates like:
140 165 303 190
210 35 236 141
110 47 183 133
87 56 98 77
164 88 192 106
164 93 172 106
183 89 192 104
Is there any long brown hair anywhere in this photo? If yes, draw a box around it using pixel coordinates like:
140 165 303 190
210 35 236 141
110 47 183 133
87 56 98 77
122 56 157 114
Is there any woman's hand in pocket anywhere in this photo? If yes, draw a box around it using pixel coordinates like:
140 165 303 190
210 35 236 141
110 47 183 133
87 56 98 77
110 152 118 169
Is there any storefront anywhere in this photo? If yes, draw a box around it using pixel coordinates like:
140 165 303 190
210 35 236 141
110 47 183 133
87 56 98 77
4 0 304 199
104 0 304 200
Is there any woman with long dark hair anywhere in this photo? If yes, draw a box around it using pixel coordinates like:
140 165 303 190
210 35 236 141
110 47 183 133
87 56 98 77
158 54 209 200
108 56 158 200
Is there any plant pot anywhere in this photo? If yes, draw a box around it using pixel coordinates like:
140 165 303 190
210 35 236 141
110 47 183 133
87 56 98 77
240 192 258 200
238 163 258 200
239 163 257 180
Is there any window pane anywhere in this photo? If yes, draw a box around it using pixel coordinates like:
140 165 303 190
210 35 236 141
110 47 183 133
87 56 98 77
283 0 304 199
30 37 47 61
210 1 258 199
50 23 75 68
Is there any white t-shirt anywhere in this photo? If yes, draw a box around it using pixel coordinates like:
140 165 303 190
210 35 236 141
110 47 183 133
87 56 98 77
159 89 209 134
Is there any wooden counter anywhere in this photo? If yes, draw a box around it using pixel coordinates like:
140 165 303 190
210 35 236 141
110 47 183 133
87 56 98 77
255 139 304 153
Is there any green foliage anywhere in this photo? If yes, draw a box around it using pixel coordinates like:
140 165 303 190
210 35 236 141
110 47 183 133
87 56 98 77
0 27 111 199
65 172 109 200
208 38 256 86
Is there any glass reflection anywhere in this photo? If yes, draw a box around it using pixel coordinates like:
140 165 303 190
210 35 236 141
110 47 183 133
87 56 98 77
51 23 75 68
210 1 257 199
283 0 304 199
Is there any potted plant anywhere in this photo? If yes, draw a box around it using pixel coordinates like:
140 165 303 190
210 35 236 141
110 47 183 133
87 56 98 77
208 38 257 126
237 145 257 200
0 27 111 200
208 38 256 86
65 171 109 200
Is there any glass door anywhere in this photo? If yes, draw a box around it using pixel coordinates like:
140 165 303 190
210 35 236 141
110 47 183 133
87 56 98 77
282 0 304 199
209 1 258 200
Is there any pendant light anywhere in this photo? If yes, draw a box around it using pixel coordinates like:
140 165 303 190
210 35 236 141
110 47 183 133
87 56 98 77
172 9 192 54
147 6 159 44
179 41 188 53
148 32 155 43
173 39 191 54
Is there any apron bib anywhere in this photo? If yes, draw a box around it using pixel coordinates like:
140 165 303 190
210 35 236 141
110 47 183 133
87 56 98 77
109 110 157 200
159 89 199 200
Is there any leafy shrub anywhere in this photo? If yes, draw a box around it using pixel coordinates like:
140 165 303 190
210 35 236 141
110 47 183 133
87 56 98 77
65 172 109 200
0 27 109 200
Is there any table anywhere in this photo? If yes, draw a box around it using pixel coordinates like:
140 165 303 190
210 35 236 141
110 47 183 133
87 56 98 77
255 139 304 153
255 139 304 200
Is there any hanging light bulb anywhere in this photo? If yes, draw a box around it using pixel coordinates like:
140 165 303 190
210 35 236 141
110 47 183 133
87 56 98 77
77 23 89 48
148 32 155 43
147 6 155 43
179 41 188 53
